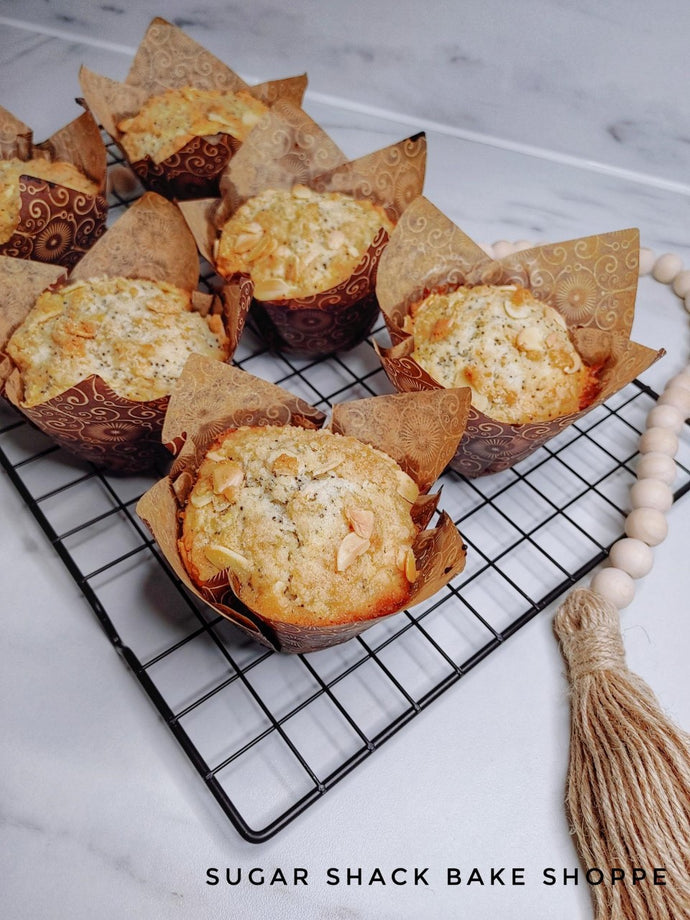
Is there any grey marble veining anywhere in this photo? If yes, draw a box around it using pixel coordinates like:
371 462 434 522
2 5 690 920
3 0 690 185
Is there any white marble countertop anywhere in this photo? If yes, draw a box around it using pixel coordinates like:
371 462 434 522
1 3 689 918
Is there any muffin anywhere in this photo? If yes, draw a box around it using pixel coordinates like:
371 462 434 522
117 86 269 165
136 357 470 652
0 157 101 246
375 196 662 477
78 17 307 200
178 425 420 627
403 283 600 425
0 192 246 472
6 275 230 408
177 106 426 355
0 106 107 268
215 185 395 302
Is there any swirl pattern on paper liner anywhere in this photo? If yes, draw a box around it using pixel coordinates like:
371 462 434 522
19 376 169 472
330 387 470 492
126 18 247 93
498 231 639 335
250 227 389 355
0 177 107 270
311 132 427 221
130 134 241 200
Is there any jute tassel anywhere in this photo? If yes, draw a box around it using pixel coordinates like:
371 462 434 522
554 586 690 920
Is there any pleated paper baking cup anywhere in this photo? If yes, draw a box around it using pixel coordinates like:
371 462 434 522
179 101 427 356
0 105 107 269
0 193 249 473
136 357 470 653
375 196 664 478
78 16 307 200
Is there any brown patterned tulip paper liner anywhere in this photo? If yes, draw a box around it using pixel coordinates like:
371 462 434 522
78 16 307 200
0 105 108 270
179 104 427 355
0 193 249 473
136 356 469 653
375 196 664 478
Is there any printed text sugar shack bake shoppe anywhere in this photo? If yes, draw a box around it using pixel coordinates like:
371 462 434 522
205 866 668 888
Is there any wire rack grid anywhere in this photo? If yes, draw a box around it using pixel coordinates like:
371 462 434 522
1 141 689 843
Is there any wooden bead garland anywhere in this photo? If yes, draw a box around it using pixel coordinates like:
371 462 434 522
589 248 688 610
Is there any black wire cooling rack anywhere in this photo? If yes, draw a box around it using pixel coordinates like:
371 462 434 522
2 141 690 843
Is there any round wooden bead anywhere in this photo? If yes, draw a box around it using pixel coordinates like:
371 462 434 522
591 567 636 609
638 247 655 276
657 386 690 417
646 403 684 434
635 451 677 485
492 240 514 259
608 538 654 579
668 370 690 393
630 478 674 512
672 269 690 298
638 426 679 456
652 252 684 283
625 507 669 546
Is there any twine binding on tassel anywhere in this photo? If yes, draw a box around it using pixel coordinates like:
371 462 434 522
554 587 690 919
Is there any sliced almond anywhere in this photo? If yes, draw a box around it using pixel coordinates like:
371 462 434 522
503 298 531 320
346 507 374 540
206 111 237 127
547 339 583 375
203 543 251 574
430 316 452 341
252 277 292 301
211 460 244 496
241 110 262 127
404 547 417 582
145 295 180 315
35 303 65 324
65 319 96 338
282 252 300 283
396 471 420 504
562 353 583 375
327 230 346 250
336 532 370 572
189 489 214 508
245 234 276 263
272 452 299 476
233 229 264 253
313 458 342 476
291 184 312 199
515 326 545 355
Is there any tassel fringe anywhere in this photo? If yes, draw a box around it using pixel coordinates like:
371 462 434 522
554 587 690 919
